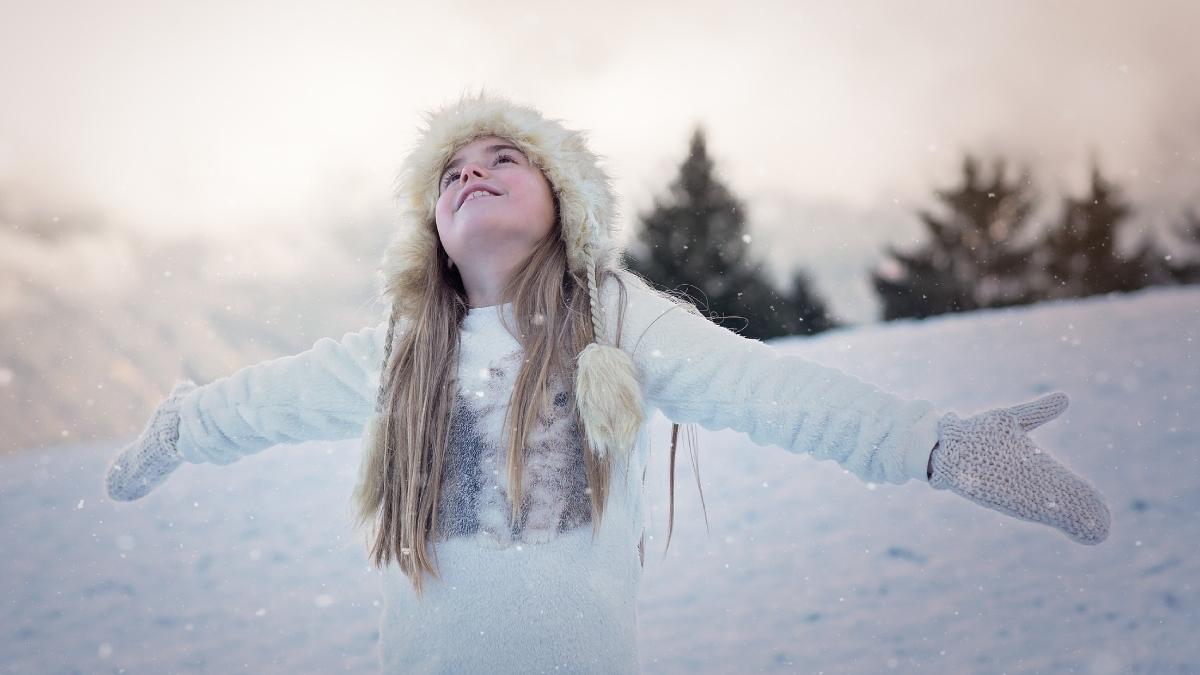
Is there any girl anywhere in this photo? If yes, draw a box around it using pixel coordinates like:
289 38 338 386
104 91 1111 674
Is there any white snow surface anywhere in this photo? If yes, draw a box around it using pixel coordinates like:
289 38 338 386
2 285 1197 674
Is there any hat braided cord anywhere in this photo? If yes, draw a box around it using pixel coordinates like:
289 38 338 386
583 249 605 345
375 306 400 413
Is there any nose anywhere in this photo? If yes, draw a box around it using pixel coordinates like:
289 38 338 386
457 161 488 186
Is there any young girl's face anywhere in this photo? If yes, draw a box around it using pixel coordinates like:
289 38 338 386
434 135 556 270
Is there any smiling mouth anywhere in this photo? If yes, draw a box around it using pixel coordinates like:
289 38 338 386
457 189 500 210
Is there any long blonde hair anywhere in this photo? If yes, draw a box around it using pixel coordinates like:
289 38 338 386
352 195 705 599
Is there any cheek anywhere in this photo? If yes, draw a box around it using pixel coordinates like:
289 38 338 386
434 198 457 249
535 181 557 232
435 192 452 221
435 188 459 219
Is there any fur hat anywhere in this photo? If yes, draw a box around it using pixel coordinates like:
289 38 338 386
360 90 645 468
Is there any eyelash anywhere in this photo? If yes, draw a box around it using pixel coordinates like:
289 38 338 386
442 153 518 189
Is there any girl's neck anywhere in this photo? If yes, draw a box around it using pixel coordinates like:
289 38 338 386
467 300 510 311
462 300 517 337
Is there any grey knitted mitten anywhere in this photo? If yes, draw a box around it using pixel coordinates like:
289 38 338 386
104 380 198 502
929 392 1110 545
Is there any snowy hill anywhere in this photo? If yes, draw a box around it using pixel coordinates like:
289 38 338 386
1 285 1197 674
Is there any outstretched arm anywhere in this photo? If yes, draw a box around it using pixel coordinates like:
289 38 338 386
105 319 394 501
602 272 1111 544
604 272 940 486
176 320 393 465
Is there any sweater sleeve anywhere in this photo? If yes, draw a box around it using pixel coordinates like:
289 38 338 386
175 320 393 465
605 273 940 485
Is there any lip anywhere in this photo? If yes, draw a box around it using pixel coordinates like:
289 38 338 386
455 182 503 211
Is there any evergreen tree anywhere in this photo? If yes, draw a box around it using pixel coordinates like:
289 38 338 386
1164 208 1200 283
872 244 973 320
779 268 839 335
1037 161 1153 298
871 154 1041 320
625 127 838 340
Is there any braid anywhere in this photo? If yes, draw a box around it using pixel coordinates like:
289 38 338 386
584 250 605 344
375 304 400 413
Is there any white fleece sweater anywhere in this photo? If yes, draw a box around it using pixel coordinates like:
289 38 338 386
174 271 941 674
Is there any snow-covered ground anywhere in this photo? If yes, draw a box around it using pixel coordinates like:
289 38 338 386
3 285 1197 674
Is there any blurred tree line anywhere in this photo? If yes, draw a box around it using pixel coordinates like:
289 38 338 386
624 126 1200 338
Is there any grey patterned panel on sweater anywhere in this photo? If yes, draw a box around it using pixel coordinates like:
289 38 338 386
436 350 592 549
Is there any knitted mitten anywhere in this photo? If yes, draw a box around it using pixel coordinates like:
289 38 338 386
104 380 198 501
928 392 1110 545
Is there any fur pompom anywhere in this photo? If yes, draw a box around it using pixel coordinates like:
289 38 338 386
574 342 644 461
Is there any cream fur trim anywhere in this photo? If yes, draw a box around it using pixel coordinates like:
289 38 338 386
380 90 621 320
574 342 645 461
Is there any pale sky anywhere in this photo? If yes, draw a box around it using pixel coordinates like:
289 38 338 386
2 0 1198 321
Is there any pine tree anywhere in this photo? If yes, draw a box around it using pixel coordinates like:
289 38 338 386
1038 161 1153 298
871 154 1041 320
872 244 973 320
777 268 839 335
625 127 838 340
1164 208 1200 283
